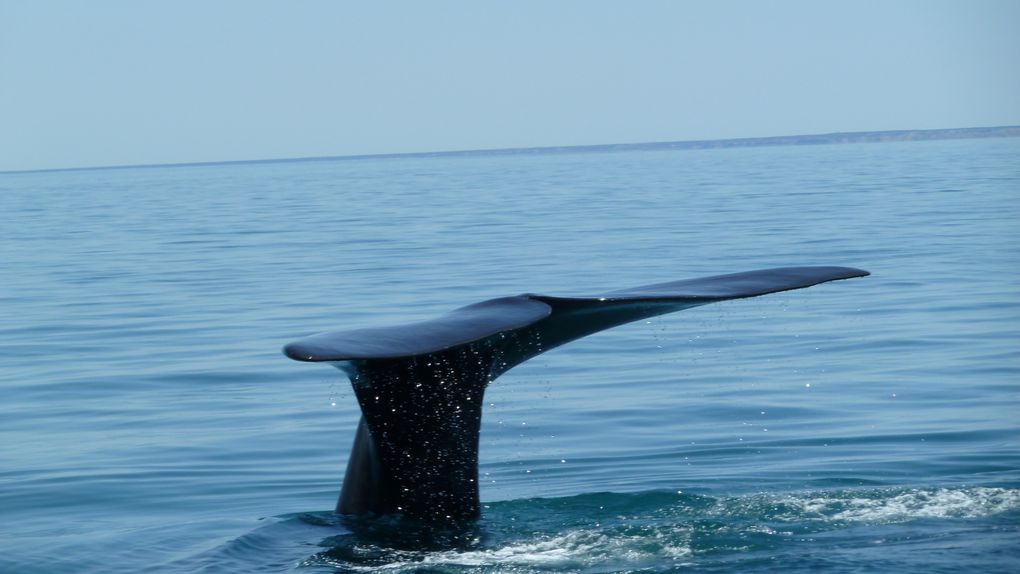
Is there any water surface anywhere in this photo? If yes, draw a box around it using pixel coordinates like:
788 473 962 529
1 138 1018 573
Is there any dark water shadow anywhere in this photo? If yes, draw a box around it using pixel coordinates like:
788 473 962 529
305 512 487 568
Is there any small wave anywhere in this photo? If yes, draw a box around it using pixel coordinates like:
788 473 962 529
197 486 1020 573
740 486 1020 523
303 525 694 572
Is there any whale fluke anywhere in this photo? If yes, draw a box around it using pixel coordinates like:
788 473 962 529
283 266 868 520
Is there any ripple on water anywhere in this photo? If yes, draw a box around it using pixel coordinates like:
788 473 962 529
182 486 1020 573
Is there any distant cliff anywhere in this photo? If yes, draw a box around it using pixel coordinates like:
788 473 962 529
443 126 1020 158
9 126 1018 174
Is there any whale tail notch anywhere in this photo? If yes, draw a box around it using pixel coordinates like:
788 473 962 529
283 266 868 520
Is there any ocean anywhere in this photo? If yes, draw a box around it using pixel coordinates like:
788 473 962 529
1 136 1018 573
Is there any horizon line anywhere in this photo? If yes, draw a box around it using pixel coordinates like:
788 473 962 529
4 125 1019 175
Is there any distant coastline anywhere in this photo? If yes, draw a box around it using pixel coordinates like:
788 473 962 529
5 125 1019 175
408 125 1020 158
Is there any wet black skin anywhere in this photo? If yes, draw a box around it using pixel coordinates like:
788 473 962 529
283 266 869 521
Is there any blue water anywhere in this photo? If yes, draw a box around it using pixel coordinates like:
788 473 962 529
1 137 1018 573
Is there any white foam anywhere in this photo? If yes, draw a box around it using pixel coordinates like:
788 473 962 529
304 487 1020 571
435 527 691 568
311 526 693 571
773 487 1020 523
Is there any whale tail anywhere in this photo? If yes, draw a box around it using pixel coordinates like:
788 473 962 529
283 266 868 520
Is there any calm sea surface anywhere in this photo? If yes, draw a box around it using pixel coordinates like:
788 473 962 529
1 138 1018 573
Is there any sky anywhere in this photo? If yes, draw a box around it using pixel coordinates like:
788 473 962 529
1 0 1018 172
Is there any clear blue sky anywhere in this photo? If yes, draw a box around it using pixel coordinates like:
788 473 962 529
1 0 1018 171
